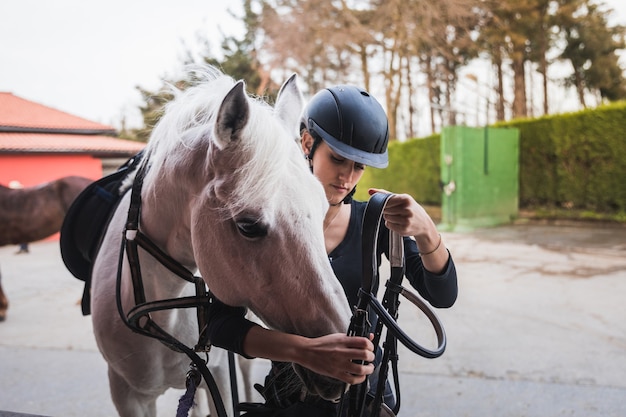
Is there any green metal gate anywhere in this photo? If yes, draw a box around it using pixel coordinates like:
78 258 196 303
439 126 520 231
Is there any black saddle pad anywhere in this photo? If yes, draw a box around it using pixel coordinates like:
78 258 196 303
60 151 143 315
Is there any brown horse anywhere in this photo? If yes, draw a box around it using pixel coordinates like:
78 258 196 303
0 176 93 321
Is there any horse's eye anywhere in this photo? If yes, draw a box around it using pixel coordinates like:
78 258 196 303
236 219 268 239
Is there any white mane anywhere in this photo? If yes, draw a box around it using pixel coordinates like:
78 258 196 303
139 65 306 216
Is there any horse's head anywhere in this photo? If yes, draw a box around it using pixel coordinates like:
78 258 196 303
142 68 353 400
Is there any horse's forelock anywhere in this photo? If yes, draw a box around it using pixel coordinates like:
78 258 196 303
222 102 309 217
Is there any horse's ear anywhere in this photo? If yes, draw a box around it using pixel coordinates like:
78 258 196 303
214 81 250 149
275 73 304 140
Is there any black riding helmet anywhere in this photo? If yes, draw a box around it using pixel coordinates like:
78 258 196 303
301 85 389 169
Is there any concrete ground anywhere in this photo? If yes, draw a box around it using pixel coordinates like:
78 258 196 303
0 222 625 417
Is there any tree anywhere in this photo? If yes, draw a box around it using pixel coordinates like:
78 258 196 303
129 84 179 143
256 0 376 94
208 0 282 97
124 0 280 142
256 0 479 138
525 0 555 116
418 5 481 129
559 0 626 106
126 0 626 140
474 0 509 121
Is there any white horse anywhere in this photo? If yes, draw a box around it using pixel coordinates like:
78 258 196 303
90 66 352 417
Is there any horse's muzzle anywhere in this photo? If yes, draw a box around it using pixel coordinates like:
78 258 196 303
292 363 346 401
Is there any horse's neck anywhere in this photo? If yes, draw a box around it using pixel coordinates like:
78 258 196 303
133 252 196 301
113 194 195 304
121 247 198 341
139 185 197 272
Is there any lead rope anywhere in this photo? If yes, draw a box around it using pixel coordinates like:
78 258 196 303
177 364 202 417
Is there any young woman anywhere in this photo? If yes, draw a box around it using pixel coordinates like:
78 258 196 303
207 85 458 416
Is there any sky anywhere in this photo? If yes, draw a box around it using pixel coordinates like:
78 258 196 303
0 0 245 129
1 0 625 131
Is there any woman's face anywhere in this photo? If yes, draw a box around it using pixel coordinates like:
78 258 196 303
304 137 365 206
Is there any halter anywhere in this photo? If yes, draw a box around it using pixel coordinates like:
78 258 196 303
115 162 231 417
340 192 447 417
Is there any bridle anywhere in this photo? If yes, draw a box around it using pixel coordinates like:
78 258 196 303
340 192 447 417
115 161 232 417
114 163 445 417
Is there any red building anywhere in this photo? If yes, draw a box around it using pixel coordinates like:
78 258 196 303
0 92 145 187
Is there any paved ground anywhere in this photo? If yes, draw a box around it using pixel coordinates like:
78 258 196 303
0 222 625 417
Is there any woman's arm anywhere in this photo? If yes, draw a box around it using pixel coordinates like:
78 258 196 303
369 188 458 308
208 296 375 385
243 326 375 385
369 188 449 274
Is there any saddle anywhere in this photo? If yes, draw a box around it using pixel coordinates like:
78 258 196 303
60 152 143 315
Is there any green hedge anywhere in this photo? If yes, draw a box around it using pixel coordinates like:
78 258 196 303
357 101 626 214
504 102 626 212
355 134 441 204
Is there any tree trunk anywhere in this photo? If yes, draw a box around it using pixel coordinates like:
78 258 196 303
390 60 403 141
511 52 527 118
384 40 401 141
255 65 272 96
359 44 371 92
425 56 437 134
573 68 587 108
540 43 549 115
405 56 415 139
445 59 457 126
493 48 506 121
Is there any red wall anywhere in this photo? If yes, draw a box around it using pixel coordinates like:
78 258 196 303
0 154 102 242
0 154 102 187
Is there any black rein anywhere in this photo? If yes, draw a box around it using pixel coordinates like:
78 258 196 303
341 192 447 417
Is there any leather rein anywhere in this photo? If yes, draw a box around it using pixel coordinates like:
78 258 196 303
115 162 231 417
340 192 447 417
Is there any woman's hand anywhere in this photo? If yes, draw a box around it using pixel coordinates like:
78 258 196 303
243 327 375 385
368 188 436 238
295 333 375 385
368 188 449 274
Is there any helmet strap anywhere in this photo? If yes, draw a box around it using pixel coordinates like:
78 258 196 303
308 136 321 159
306 136 322 174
